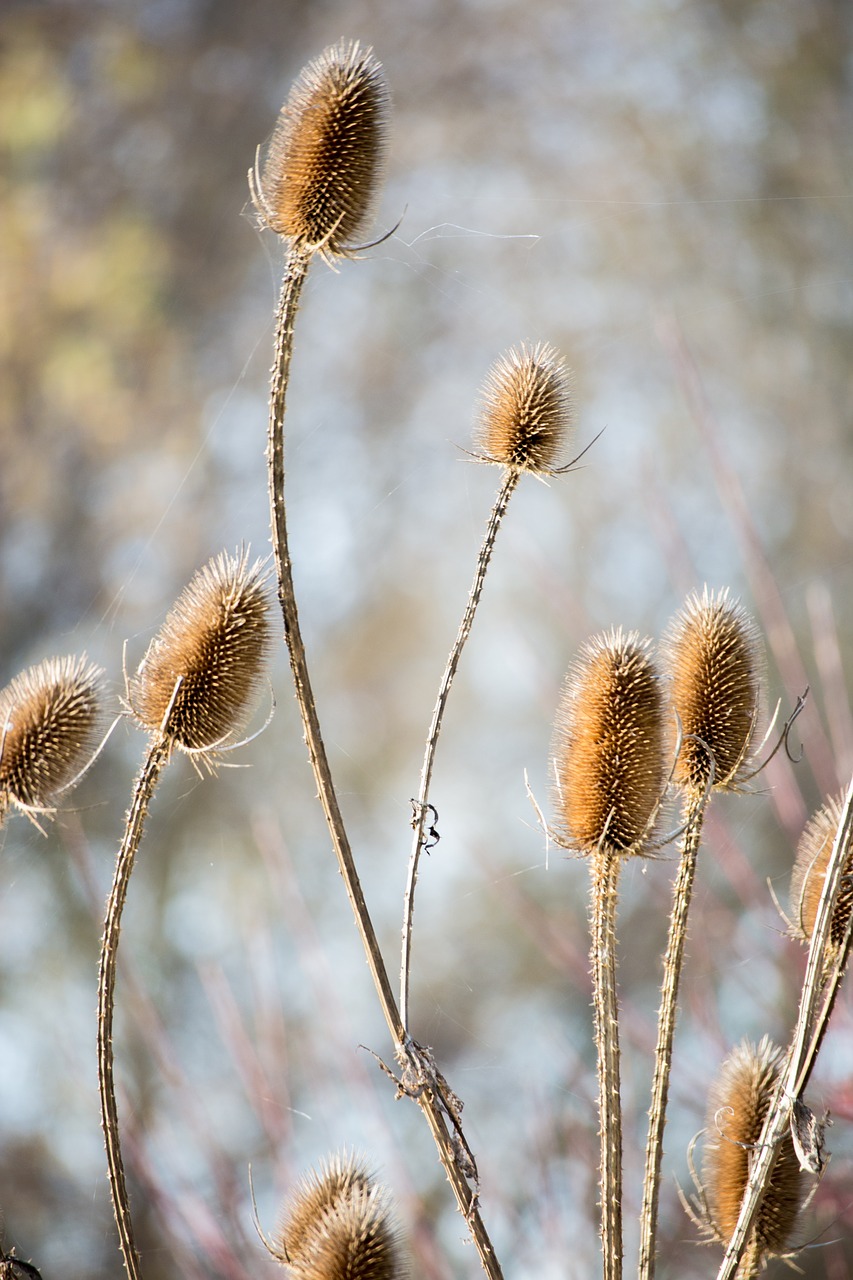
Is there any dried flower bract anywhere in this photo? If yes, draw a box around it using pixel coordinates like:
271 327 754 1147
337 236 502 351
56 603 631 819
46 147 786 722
475 342 573 475
664 586 762 792
0 655 104 820
554 629 665 855
269 1153 405 1280
790 792 852 953
259 41 389 254
131 551 272 753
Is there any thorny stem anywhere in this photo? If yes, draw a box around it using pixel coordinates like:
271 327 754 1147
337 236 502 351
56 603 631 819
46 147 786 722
639 789 706 1280
400 468 520 1031
98 738 170 1280
715 772 853 1280
590 847 623 1280
266 249 504 1280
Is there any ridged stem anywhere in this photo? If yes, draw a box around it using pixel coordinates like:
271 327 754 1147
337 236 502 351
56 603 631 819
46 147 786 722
98 737 170 1280
590 847 623 1280
400 467 519 1030
639 788 707 1280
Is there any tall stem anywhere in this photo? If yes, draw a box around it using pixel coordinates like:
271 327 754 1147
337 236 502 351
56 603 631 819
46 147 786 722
590 847 623 1280
639 789 706 1279
400 468 519 1030
98 738 170 1280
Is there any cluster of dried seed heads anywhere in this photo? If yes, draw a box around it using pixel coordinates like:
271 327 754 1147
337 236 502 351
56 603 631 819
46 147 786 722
475 342 574 475
790 792 852 955
664 586 762 793
0 655 104 822
553 629 665 855
258 41 389 254
269 1153 404 1280
130 551 272 754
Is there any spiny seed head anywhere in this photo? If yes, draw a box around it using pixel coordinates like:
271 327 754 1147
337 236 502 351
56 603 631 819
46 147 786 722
269 1153 405 1280
0 655 105 819
663 586 762 792
474 342 574 475
790 792 852 954
702 1037 805 1259
553 628 666 855
130 551 272 753
259 41 389 254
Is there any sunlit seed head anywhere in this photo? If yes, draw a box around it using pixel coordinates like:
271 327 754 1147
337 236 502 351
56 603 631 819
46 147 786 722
259 41 389 253
702 1037 804 1259
0 655 105 818
553 629 665 855
474 342 574 475
790 792 852 952
130 550 272 753
663 586 762 792
270 1153 405 1280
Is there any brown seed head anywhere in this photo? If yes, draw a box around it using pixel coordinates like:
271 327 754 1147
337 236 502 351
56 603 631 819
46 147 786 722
664 586 762 792
790 792 852 952
259 41 389 253
130 551 272 753
0 655 105 818
702 1037 805 1259
553 629 665 855
474 342 574 475
270 1153 405 1280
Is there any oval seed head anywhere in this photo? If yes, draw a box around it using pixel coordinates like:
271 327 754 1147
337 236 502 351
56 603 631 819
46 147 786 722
553 629 666 855
259 41 389 253
270 1153 405 1280
702 1037 805 1260
663 586 762 793
790 792 852 953
0 655 105 820
474 342 574 475
130 551 272 753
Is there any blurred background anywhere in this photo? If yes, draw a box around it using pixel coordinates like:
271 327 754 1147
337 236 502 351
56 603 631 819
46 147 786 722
1 0 852 1276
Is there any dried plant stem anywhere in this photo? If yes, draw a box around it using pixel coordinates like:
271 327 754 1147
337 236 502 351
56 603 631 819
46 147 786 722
590 847 623 1280
266 252 504 1280
98 738 170 1280
639 789 706 1280
400 468 519 1030
716 772 853 1280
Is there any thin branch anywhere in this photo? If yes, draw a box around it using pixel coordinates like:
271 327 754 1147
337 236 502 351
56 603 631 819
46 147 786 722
590 847 623 1280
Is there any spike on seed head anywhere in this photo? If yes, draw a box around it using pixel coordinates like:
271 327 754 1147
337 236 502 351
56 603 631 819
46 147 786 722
663 586 762 792
258 41 389 254
0 655 105 820
702 1037 805 1260
790 792 852 952
269 1152 405 1280
130 551 272 754
474 342 574 475
553 629 665 855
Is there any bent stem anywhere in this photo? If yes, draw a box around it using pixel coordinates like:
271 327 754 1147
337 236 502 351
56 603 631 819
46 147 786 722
98 737 170 1280
266 250 504 1279
639 789 706 1280
400 467 519 1030
590 846 623 1280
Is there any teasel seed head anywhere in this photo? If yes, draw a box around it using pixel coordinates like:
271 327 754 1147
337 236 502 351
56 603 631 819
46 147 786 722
258 41 389 254
130 550 272 754
0 655 105 821
269 1152 405 1280
663 586 762 793
701 1037 805 1262
474 342 574 475
790 792 852 953
553 629 666 856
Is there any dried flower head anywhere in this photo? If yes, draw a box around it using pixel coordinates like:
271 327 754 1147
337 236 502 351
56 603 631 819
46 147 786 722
553 629 665 855
269 1153 405 1280
0 655 104 821
790 792 852 953
664 587 762 792
258 41 389 254
474 342 574 475
130 551 272 753
701 1037 805 1262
